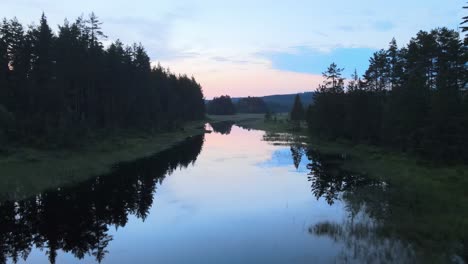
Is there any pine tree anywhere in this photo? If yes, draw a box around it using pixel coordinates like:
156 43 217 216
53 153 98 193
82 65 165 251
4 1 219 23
308 63 346 138
87 12 106 48
387 38 404 90
290 94 304 121
0 13 206 146
0 19 9 109
307 28 468 161
363 50 389 91
319 63 345 93
30 13 57 136
461 3 468 43
347 69 361 92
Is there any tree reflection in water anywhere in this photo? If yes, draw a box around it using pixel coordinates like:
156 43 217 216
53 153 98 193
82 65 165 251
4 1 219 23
304 147 419 263
0 135 204 264
262 132 464 262
305 147 465 263
306 149 384 206
209 121 234 135
309 216 417 263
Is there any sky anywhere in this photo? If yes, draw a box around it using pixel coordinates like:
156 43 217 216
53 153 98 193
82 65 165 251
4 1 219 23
0 0 465 98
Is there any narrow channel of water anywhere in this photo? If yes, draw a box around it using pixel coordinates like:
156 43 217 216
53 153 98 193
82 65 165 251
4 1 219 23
2 124 462 263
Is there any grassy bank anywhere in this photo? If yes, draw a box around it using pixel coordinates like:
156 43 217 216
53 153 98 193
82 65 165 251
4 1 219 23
219 113 468 259
0 120 207 200
228 113 468 211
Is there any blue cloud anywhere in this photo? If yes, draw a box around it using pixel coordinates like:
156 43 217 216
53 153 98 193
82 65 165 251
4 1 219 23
262 46 377 78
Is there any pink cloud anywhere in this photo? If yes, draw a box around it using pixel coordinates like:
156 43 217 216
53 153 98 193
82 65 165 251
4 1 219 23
200 68 322 98
157 58 323 99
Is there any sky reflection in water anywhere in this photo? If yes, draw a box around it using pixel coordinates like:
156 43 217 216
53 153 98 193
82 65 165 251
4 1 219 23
6 124 416 264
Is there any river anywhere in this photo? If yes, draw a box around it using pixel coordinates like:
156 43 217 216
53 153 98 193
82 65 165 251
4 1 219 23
2 123 463 263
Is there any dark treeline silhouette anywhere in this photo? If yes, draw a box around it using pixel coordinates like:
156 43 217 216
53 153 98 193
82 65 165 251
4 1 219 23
306 147 382 205
0 134 204 264
290 94 305 121
0 13 205 147
307 27 468 162
236 96 268 113
206 95 236 115
207 96 269 115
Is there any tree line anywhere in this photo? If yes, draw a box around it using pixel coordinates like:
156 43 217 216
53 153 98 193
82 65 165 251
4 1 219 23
0 13 205 147
206 95 236 115
206 95 268 115
307 27 468 162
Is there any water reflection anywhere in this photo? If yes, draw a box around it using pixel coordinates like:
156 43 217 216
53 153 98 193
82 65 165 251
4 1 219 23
262 132 308 147
264 132 465 263
306 149 384 206
305 149 465 263
303 148 415 263
290 144 305 169
209 121 234 135
309 217 417 264
1 128 465 264
0 135 204 264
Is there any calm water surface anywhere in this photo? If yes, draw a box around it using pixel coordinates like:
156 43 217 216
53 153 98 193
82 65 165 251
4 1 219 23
1 124 453 263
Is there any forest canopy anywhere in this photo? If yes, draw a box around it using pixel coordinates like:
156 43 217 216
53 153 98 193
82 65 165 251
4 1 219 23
307 28 468 162
0 13 205 147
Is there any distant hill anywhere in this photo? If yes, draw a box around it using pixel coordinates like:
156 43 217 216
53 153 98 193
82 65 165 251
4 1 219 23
232 92 314 113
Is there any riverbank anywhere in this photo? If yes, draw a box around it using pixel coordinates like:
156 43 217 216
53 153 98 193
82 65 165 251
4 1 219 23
0 120 207 201
0 115 280 200
214 113 468 260
226 113 468 203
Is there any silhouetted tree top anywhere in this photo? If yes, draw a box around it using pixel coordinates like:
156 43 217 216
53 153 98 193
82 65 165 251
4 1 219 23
462 3 468 43
0 13 206 147
206 95 236 115
307 27 468 162
319 63 345 93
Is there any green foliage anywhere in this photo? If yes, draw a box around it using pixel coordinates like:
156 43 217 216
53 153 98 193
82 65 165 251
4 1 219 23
0 13 205 147
307 28 468 162
206 95 236 115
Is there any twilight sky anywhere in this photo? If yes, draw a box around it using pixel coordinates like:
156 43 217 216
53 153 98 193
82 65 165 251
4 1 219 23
1 0 465 98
